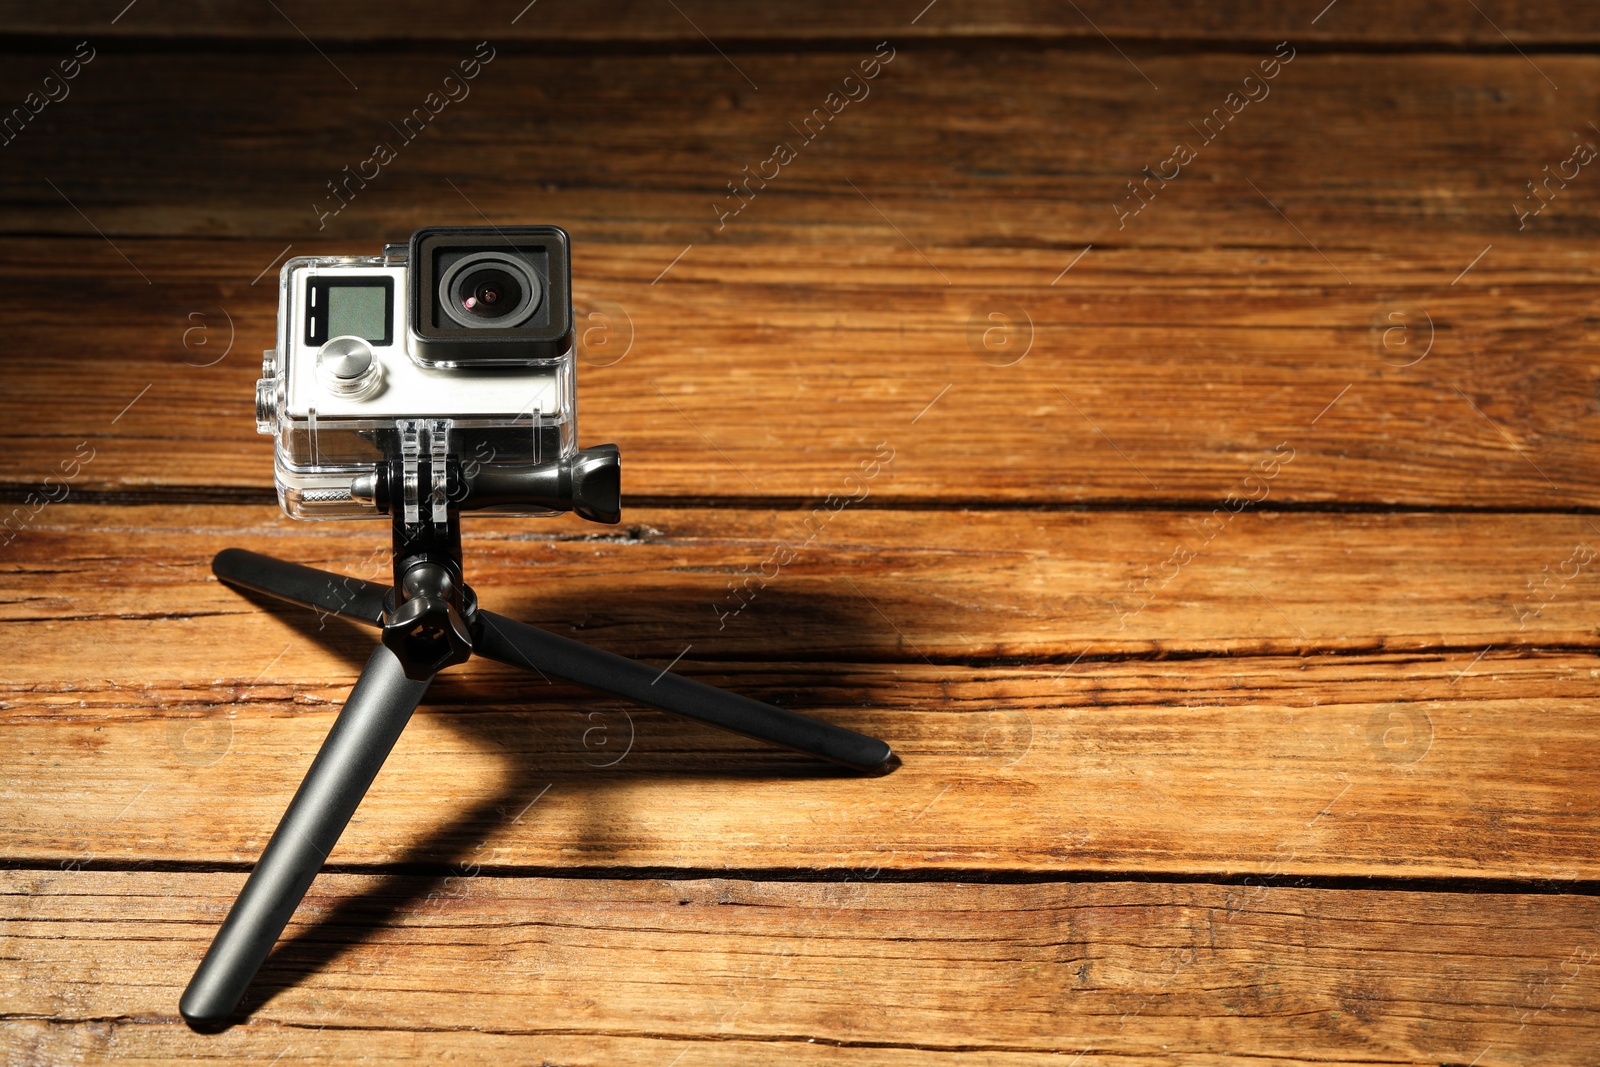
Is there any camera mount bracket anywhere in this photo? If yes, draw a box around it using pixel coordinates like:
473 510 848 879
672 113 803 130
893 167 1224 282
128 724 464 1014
178 445 897 1027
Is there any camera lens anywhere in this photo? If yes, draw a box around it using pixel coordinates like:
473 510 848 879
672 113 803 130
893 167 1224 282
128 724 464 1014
437 252 542 330
457 267 522 320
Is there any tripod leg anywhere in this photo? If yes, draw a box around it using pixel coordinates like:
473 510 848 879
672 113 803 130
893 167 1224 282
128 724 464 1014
213 548 388 627
180 645 430 1025
472 610 894 773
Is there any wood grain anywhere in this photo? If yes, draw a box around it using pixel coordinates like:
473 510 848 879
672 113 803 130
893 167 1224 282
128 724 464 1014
3 8 1597 1063
2 50 1593 246
3 48 1598 505
4 871 1596 1066
7 505 1600 666
2 507 1597 879
3 0 1597 46
2 239 1598 506
5 657 1596 880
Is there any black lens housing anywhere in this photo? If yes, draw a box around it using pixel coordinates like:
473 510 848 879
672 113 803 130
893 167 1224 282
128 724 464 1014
408 225 572 366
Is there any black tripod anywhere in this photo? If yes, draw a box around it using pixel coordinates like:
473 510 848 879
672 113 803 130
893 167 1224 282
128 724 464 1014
179 445 896 1025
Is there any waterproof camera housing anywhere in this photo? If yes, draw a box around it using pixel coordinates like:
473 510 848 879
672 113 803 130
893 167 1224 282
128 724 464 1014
256 225 614 524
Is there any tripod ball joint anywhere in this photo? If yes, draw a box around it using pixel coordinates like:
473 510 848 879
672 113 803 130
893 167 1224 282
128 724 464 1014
381 561 474 678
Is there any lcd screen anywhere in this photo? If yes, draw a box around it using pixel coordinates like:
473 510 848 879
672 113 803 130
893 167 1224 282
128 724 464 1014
327 285 388 342
306 276 394 346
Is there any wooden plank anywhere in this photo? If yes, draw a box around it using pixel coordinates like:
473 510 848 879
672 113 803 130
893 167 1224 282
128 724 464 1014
4 49 1599 504
5 655 1595 880
7 504 1600 664
3 506 1600 878
2 51 1593 245
3 871 1596 1065
3 0 1596 46
2 238 1597 505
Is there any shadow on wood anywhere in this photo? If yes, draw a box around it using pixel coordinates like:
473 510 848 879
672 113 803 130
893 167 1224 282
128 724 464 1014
204 580 897 1027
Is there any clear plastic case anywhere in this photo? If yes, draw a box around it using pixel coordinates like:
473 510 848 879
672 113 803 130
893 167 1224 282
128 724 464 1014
255 245 577 520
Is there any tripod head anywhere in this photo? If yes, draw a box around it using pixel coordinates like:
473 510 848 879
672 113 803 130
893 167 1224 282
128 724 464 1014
355 424 621 679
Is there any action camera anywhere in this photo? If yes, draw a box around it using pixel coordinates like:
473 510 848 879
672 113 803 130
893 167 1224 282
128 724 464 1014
255 224 616 524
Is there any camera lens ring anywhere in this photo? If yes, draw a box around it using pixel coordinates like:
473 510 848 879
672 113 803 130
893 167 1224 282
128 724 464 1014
437 251 543 330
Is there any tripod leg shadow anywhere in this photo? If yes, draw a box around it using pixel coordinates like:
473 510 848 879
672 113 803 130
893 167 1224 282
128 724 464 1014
206 584 892 1027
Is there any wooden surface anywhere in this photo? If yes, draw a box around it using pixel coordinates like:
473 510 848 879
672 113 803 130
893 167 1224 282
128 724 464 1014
2 3 1598 1064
